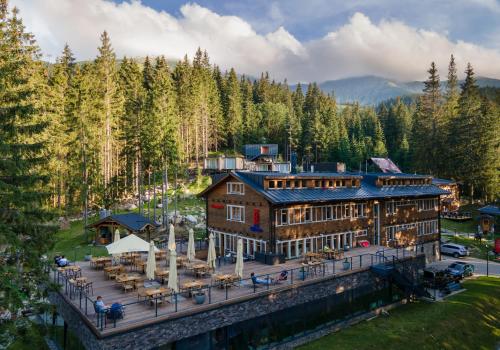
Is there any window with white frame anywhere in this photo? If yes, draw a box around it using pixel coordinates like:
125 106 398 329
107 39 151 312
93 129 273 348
386 201 396 215
280 209 288 225
275 202 368 226
417 198 438 211
227 182 244 195
352 203 366 218
325 206 332 220
304 207 312 222
227 205 245 222
354 230 367 237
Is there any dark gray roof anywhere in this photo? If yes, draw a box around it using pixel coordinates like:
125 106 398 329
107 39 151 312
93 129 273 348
478 205 500 216
230 171 449 205
88 213 159 231
432 178 456 185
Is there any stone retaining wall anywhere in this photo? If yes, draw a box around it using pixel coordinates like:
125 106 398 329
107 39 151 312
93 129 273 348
50 255 426 350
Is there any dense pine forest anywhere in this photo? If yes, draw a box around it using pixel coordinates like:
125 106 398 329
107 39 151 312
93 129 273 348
1 1 499 222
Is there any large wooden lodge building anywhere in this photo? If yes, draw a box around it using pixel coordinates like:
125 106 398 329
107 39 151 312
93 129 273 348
200 171 449 262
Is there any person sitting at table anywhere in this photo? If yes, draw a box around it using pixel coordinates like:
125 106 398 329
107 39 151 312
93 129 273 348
54 255 62 265
57 256 68 267
108 302 124 320
250 272 272 286
94 296 107 313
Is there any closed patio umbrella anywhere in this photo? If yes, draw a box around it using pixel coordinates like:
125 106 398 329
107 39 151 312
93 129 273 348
235 238 243 278
168 248 178 292
207 232 216 271
168 224 176 251
187 228 196 262
112 229 121 264
146 241 156 280
113 229 121 242
167 224 176 267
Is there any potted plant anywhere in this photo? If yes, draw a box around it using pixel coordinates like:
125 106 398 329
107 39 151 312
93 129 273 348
342 258 351 270
193 291 206 304
298 266 307 280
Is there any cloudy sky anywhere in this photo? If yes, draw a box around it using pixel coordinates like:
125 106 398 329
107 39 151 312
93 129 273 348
10 0 500 82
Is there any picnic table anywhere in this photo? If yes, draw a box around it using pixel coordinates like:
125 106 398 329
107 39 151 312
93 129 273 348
74 277 87 286
104 265 123 272
120 253 140 265
176 256 188 267
154 269 169 284
134 260 147 273
305 252 322 261
301 261 322 276
181 280 205 296
145 287 171 298
155 250 167 259
213 274 239 288
59 265 82 277
193 264 209 278
92 257 112 269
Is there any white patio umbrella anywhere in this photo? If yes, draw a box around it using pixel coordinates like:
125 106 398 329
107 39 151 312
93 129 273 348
235 238 243 279
168 224 176 251
112 229 121 264
113 229 121 242
167 224 176 266
187 228 196 262
167 248 178 292
106 234 158 255
207 232 217 271
303 238 307 256
146 241 156 280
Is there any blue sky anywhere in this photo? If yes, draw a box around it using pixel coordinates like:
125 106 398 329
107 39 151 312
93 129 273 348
12 0 500 82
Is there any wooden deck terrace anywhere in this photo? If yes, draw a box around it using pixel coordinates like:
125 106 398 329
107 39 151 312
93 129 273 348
52 245 418 336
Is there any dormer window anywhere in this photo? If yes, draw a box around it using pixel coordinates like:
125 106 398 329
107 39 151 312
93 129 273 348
227 182 244 195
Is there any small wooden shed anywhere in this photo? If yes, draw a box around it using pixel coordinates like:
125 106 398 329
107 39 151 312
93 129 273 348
87 213 160 245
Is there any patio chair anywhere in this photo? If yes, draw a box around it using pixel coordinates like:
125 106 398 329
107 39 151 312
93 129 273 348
137 287 148 302
122 281 134 293
83 281 94 295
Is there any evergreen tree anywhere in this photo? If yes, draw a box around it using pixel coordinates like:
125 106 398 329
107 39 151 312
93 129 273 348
118 57 144 195
449 63 497 199
46 44 75 212
0 2 56 343
224 68 243 149
442 54 460 177
412 62 443 175
94 31 123 205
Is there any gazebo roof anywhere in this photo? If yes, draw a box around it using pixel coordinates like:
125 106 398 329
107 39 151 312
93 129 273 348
478 205 500 217
87 213 159 232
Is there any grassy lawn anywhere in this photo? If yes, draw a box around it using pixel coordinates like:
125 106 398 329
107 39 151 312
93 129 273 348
441 218 477 234
49 189 207 261
300 277 500 350
441 204 481 233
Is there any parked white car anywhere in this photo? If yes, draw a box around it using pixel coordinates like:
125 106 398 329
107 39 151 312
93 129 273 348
440 243 469 258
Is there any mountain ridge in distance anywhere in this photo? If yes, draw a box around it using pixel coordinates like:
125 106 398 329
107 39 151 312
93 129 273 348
293 75 500 105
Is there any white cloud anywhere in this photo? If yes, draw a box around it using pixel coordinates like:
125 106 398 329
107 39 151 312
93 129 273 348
10 0 500 82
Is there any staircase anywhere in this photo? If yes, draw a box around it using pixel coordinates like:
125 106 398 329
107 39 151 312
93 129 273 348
371 257 431 298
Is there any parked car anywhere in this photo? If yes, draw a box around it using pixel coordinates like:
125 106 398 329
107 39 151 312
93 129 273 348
440 243 469 258
446 262 474 279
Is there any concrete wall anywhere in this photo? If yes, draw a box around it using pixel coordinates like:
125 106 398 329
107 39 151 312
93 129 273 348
49 255 425 350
